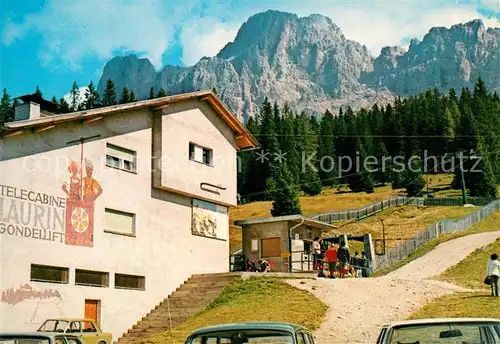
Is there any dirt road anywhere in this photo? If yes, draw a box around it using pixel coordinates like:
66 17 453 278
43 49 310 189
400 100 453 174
287 230 500 344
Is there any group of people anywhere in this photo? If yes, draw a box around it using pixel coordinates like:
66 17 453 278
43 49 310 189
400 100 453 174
246 258 274 272
312 237 371 279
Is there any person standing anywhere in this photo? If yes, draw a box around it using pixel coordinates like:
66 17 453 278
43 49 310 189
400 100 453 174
325 243 338 279
361 251 370 277
486 253 500 297
312 237 322 270
352 252 362 277
337 241 350 278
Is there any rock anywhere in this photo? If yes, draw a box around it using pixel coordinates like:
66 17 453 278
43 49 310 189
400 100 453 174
98 13 499 122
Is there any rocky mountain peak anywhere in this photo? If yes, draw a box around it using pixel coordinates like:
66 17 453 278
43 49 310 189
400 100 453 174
97 11 499 122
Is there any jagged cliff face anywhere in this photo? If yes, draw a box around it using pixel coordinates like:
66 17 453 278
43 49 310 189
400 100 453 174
97 11 499 122
363 19 500 95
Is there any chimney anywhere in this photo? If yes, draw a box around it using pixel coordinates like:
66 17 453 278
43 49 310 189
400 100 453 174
14 101 41 121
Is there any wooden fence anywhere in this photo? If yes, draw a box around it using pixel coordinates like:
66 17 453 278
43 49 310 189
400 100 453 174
311 196 493 223
373 199 500 271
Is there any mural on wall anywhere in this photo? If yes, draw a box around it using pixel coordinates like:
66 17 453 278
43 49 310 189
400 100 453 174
191 199 228 240
62 156 102 247
0 284 62 306
0 142 101 247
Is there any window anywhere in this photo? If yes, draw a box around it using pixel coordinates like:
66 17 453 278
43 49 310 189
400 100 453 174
75 269 109 287
30 264 69 284
82 322 96 332
106 144 136 172
189 142 213 166
261 237 281 258
104 208 135 236
115 273 145 291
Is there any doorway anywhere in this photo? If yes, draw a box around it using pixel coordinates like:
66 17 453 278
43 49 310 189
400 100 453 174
84 299 100 324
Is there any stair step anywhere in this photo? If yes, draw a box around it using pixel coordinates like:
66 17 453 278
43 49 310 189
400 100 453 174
115 273 240 344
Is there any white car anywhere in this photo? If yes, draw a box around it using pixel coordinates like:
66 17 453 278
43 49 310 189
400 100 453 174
376 318 500 344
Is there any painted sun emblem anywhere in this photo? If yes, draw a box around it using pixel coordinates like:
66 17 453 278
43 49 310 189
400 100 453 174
71 207 90 233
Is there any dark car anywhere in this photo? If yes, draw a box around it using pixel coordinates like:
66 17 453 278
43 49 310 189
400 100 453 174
376 318 500 344
184 322 315 344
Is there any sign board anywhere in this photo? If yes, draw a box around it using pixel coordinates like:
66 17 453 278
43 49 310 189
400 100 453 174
192 199 228 240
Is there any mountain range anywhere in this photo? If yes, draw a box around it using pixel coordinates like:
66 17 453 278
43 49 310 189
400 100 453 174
97 10 500 122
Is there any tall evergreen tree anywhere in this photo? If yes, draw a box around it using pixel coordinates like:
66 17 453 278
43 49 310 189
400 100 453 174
270 161 302 216
148 87 155 99
157 88 166 98
70 81 79 111
34 86 43 97
0 88 12 126
120 86 130 104
297 112 322 195
59 98 70 113
129 90 137 102
102 79 117 106
317 109 336 186
84 81 100 109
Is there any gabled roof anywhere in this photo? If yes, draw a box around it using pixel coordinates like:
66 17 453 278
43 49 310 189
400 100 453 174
3 90 259 150
234 214 338 231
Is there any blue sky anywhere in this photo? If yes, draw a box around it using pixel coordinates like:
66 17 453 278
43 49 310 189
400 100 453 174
1 0 499 100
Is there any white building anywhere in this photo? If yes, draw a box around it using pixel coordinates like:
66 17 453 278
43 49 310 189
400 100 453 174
0 91 258 340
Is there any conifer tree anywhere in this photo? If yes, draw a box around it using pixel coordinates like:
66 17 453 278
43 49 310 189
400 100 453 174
84 81 100 109
270 161 302 216
102 79 117 106
34 86 43 98
402 159 426 196
297 112 322 195
317 109 336 186
59 98 70 113
0 88 12 126
120 86 130 104
156 88 166 98
70 81 80 111
129 90 137 102
149 87 155 99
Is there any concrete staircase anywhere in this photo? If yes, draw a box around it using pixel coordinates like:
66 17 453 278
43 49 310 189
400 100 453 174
115 273 241 344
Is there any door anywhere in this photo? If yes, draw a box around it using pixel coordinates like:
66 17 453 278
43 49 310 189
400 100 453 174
84 299 99 323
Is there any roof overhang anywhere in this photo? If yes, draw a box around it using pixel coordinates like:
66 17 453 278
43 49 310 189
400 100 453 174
234 214 338 231
2 90 259 150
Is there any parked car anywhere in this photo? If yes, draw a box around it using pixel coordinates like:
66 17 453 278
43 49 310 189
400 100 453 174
376 318 500 344
184 322 315 343
0 332 84 344
37 319 112 344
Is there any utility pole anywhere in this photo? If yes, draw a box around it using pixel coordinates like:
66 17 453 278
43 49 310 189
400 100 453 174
380 219 386 255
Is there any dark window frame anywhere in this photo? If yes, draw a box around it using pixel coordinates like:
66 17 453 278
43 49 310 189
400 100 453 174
114 273 146 291
30 264 69 284
189 142 213 166
75 269 109 288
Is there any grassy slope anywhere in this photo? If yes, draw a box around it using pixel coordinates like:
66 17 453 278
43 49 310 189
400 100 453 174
372 210 500 277
410 292 500 319
141 278 327 344
410 212 500 319
439 237 500 289
332 205 475 248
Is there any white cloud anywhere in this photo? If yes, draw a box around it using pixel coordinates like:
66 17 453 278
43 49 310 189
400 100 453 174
180 18 239 66
2 1 172 70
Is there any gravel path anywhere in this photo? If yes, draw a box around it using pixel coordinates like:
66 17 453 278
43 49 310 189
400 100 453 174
287 230 500 344
383 231 500 280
